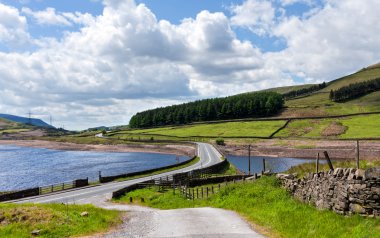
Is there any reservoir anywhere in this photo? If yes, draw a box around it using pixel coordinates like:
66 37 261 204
0 145 189 191
227 155 318 174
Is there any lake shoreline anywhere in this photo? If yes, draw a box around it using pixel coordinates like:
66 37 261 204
0 140 195 157
218 139 380 161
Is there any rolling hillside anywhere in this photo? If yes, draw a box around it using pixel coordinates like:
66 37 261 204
0 114 54 128
282 64 380 117
115 62 380 141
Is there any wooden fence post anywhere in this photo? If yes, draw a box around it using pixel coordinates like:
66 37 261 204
248 144 251 175
356 140 360 169
316 152 320 173
323 151 334 171
262 158 266 174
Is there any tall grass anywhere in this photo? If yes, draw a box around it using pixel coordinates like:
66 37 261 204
286 160 380 178
0 203 121 238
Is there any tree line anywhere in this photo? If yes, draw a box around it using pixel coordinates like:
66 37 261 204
283 82 327 99
129 92 284 128
329 77 380 102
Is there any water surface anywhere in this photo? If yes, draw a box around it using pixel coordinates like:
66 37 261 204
0 145 188 191
228 155 318 174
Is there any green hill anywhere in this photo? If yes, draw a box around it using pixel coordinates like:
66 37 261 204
0 118 32 135
282 64 380 117
112 62 380 141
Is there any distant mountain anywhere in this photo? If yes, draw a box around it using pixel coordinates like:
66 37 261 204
0 114 54 128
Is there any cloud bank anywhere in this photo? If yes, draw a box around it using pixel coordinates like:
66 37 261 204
0 0 379 129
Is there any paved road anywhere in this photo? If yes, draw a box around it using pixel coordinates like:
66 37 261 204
12 142 222 204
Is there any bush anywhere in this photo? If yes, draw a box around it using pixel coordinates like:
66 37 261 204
215 138 225 145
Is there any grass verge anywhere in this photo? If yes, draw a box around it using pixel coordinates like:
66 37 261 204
0 203 121 238
115 176 380 238
286 160 380 178
115 157 201 182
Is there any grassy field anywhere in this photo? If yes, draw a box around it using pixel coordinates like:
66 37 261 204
115 176 379 238
116 120 287 139
286 160 380 178
0 203 121 238
276 114 380 139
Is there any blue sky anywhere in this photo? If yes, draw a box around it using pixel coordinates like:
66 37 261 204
0 0 379 129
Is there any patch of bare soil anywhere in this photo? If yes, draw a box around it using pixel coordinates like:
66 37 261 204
321 122 347 137
0 139 195 156
0 122 9 128
290 126 313 137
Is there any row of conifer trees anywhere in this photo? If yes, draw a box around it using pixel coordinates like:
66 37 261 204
129 92 284 128
329 78 380 102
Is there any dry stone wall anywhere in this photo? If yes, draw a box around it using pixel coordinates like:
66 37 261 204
277 167 380 217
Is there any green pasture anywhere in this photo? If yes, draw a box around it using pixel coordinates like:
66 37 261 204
118 120 287 138
276 114 380 139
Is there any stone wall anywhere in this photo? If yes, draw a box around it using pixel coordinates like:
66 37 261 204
277 167 380 217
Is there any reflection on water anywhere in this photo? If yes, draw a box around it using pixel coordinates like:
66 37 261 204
0 145 188 191
227 155 319 174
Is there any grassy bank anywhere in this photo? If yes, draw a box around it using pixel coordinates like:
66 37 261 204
115 176 380 238
0 203 121 238
286 160 380 178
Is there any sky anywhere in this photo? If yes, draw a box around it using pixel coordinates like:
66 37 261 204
0 0 379 130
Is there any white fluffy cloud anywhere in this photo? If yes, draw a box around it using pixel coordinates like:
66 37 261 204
0 3 30 48
22 7 94 26
22 7 72 26
230 0 275 35
0 0 379 129
272 0 380 82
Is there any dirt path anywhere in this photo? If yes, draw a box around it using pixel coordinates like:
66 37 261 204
89 202 264 238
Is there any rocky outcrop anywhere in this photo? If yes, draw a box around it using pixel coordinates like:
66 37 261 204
277 167 380 217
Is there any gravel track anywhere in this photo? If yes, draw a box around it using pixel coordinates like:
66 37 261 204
90 202 264 238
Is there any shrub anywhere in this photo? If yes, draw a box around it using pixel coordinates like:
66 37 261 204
215 138 225 145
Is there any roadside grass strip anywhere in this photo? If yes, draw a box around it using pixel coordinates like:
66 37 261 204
114 157 201 182
0 203 121 238
116 176 380 238
286 160 380 178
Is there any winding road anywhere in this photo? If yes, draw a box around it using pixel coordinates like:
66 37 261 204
11 142 264 237
12 142 221 204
